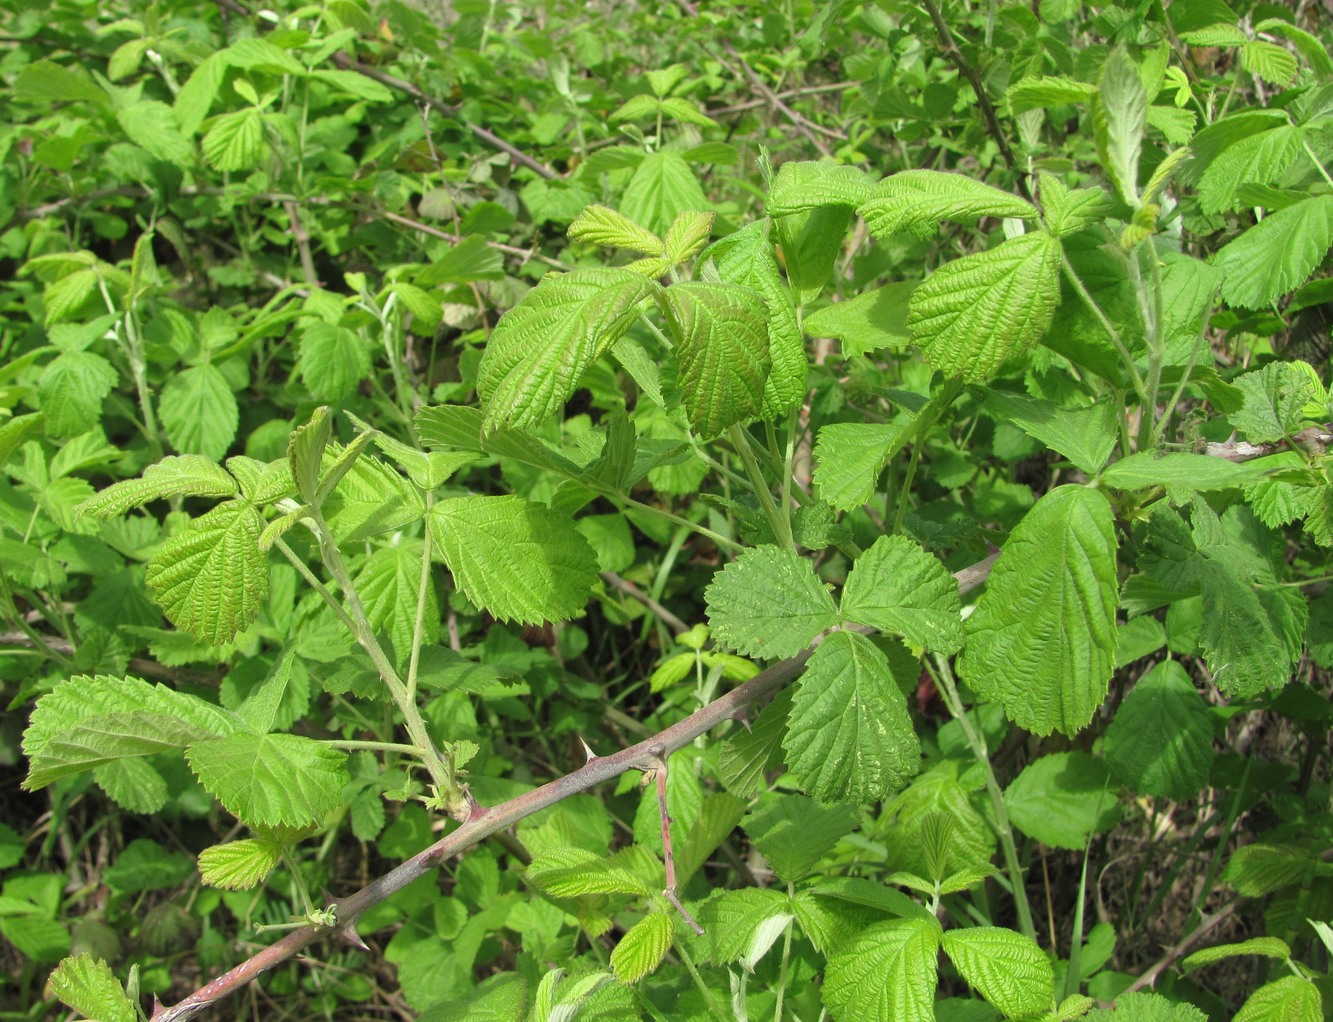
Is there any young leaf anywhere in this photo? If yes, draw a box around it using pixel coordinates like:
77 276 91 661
1223 844 1316 897
1104 660 1214 800
1197 124 1304 215
1093 47 1146 205
288 407 332 505
526 848 650 899
202 107 265 171
47 955 136 1022
1084 993 1208 1022
24 712 219 790
477 268 658 434
840 535 964 653
1039 175 1114 237
1233 976 1322 1022
1099 451 1273 491
908 230 1062 382
1214 194 1333 310
659 281 771 438
958 485 1119 736
812 422 907 511
783 630 921 804
568 205 663 255
78 455 238 518
186 732 349 827
429 495 598 624
857 170 1036 239
1199 560 1305 697
766 160 875 216
197 837 283 890
38 352 117 438
775 205 852 303
356 541 439 661
160 362 239 462
1004 751 1121 849
620 151 709 235
1182 937 1292 972
705 545 838 659
1229 361 1322 443
695 888 791 965
823 917 942 1022
298 323 371 402
610 911 673 984
942 927 1055 1019
663 210 714 266
145 499 270 645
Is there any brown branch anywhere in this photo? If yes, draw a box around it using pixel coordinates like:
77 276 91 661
654 757 704 935
282 200 320 286
148 556 995 1021
1202 426 1333 462
1121 899 1240 995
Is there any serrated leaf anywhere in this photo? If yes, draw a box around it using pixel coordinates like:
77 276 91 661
1004 752 1120 849
959 486 1119 736
1197 125 1304 216
478 268 657 434
47 955 136 1022
1234 977 1322 1022
744 793 860 882
766 160 874 215
659 96 717 128
299 323 371 402
94 759 168 814
202 107 265 171
118 100 193 165
1007 76 1096 114
197 837 283 890
24 712 218 790
784 631 920 804
526 847 650 899
842 535 963 652
568 205 663 255
1241 41 1298 87
695 888 790 965
186 732 348 827
1104 660 1214 800
823 917 941 1022
145 499 269 645
719 686 792 798
942 927 1054 1019
1039 175 1114 237
857 170 1036 239
160 362 238 461
1214 194 1333 310
1183 937 1292 972
621 151 709 235
78 455 237 518
1229 361 1321 444
16 60 109 105
984 390 1118 475
310 68 394 102
705 545 838 659
908 230 1062 382
429 495 597 624
813 422 906 511
1100 451 1274 490
38 352 117 438
0 412 44 469
610 911 673 984
1084 992 1208 1022
1223 844 1315 896
660 281 771 438
1199 561 1304 697
662 209 714 265
1094 48 1146 204
357 541 438 661
675 793 747 888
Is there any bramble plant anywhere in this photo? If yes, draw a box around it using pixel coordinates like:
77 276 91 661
3 0 1333 1020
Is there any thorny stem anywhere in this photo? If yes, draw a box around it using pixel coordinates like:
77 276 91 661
655 760 704 935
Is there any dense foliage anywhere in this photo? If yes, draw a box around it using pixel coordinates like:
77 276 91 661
3 0 1333 1019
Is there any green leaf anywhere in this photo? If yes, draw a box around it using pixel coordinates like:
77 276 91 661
38 352 117 438
803 284 914 358
610 911 673 984
719 687 792 798
197 837 283 890
78 455 238 518
568 205 663 255
145 499 269 645
908 230 1063 383
705 545 838 660
620 151 709 236
25 712 218 790
310 69 394 102
1004 751 1121 849
1006 75 1095 114
416 236 504 286
160 362 238 461
941 927 1054 1019
1214 195 1333 310
1038 175 1114 237
1229 361 1322 444
526 847 650 900
0 412 45 470
702 220 807 417
857 170 1036 239
1197 125 1304 215
695 888 791 965
186 732 348 827
1241 41 1298 87
1104 660 1214 800
659 96 717 128
429 495 598 624
959 486 1119 736
202 107 266 171
660 281 771 438
47 955 136 1022
1234 977 1322 1022
1100 451 1275 491
1183 937 1291 972
774 204 852 303
356 541 438 660
813 422 906 511
841 535 963 653
1199 560 1304 697
1084 993 1207 1022
477 268 658 434
15 60 108 104
288 407 331 505
675 793 748 888
1093 47 1147 204
823 917 941 1022
118 100 193 165
766 160 875 215
983 390 1118 475
784 631 921 804
1223 844 1316 896
104 838 193 893
743 793 859 882
299 323 371 402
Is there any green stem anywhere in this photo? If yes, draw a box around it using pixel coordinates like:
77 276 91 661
325 740 424 756
1061 255 1148 409
930 654 1037 941
773 884 795 1022
728 423 794 550
675 940 728 1022
1132 245 1165 450
404 494 435 705
619 493 741 553
97 274 163 460
1303 138 1333 188
893 439 924 536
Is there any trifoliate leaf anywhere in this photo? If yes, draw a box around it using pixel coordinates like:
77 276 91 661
478 268 658 434
705 545 838 660
823 917 941 1022
1214 194 1333 310
1004 751 1121 849
942 927 1055 1019
610 911 673 984
1104 660 1214 800
857 170 1036 238
621 151 709 235
841 535 963 653
1234 976 1322 1022
766 159 874 215
783 630 921 804
145 499 269 645
660 281 771 438
186 732 348 827
298 323 371 402
47 955 136 1022
38 351 118 438
78 455 238 519
908 230 1062 382
160 362 239 461
197 837 284 890
958 485 1119 736
429 495 598 624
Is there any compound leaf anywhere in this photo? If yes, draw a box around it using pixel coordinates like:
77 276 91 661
568 205 663 255
621 151 709 235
